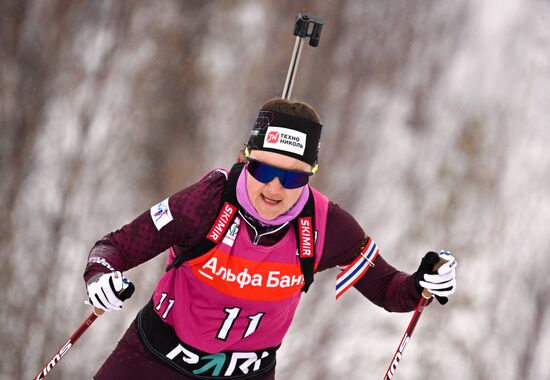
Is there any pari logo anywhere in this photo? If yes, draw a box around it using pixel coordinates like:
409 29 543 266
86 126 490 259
150 198 173 231
263 126 306 156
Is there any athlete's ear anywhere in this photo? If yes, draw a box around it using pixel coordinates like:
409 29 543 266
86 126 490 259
236 148 247 164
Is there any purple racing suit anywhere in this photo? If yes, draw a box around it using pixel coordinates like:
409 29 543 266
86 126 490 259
85 169 421 379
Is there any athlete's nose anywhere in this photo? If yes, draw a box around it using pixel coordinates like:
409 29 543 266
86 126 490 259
264 176 285 194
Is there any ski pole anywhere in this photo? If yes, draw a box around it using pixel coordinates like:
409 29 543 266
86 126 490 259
282 14 324 99
34 282 134 380
382 259 447 380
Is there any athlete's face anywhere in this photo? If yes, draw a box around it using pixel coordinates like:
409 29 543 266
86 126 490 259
246 151 312 220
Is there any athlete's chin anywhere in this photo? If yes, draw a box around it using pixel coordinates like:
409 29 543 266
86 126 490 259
253 202 287 221
256 208 285 220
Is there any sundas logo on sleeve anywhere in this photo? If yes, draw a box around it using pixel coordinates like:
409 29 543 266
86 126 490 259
263 126 306 156
150 198 173 231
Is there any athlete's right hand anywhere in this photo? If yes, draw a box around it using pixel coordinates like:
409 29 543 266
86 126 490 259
86 271 133 312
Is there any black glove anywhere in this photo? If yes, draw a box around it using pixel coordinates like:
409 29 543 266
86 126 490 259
414 250 457 305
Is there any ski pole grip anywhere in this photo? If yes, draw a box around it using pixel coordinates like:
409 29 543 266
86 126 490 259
421 258 448 299
93 281 135 316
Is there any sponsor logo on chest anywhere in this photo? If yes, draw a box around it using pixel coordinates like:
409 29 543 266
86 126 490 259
191 250 304 301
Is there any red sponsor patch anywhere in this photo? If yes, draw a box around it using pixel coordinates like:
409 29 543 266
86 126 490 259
298 217 313 258
207 202 237 243
266 131 280 143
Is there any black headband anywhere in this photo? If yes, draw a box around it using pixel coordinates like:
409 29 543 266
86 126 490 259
245 109 322 167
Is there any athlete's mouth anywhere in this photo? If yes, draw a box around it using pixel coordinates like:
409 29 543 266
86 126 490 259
261 194 282 205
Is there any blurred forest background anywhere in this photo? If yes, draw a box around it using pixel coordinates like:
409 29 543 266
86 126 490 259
1 1 550 379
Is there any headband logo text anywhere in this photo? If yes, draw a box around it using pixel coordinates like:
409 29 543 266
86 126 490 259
263 126 306 156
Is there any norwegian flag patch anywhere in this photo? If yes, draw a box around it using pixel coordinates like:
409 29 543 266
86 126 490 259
336 237 379 299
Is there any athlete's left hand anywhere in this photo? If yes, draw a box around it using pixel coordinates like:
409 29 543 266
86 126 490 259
414 250 457 305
